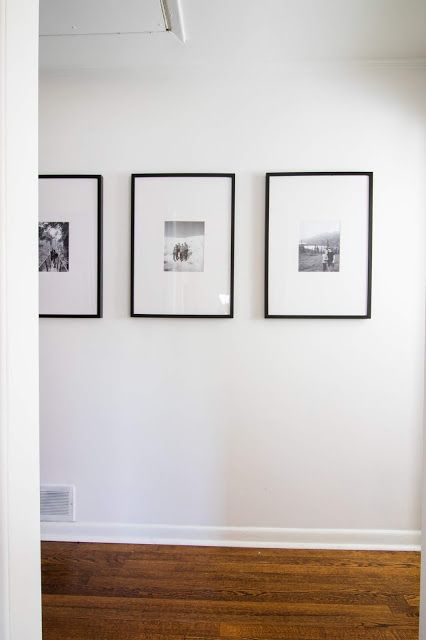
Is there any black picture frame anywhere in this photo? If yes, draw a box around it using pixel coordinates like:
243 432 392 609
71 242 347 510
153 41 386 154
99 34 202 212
131 173 235 318
265 171 373 319
39 174 103 319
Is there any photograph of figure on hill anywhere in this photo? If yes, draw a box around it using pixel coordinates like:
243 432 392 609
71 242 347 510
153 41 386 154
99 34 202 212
298 220 340 272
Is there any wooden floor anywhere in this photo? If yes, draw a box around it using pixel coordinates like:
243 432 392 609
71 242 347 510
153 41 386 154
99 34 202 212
41 542 420 640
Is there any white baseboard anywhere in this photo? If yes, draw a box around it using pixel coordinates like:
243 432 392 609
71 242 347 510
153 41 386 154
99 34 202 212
40 522 421 551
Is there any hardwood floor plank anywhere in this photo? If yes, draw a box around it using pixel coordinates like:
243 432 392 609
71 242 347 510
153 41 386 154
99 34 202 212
394 631 420 640
42 615 220 639
42 593 414 621
403 595 420 608
220 624 410 639
44 584 408 608
41 543 418 568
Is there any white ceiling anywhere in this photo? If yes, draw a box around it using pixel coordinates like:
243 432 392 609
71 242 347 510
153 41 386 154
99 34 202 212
39 0 426 71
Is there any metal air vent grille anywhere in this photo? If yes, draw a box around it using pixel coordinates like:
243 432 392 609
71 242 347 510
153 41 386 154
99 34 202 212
40 485 74 522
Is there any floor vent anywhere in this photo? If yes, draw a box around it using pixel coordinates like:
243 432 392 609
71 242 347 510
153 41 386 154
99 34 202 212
40 485 74 522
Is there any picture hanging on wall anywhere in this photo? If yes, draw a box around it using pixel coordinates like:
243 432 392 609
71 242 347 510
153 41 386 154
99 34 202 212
265 172 373 319
131 173 235 318
39 175 103 318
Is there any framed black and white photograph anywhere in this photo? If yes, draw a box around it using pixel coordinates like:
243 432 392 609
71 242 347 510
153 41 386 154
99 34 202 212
131 173 235 317
39 175 103 318
265 172 373 318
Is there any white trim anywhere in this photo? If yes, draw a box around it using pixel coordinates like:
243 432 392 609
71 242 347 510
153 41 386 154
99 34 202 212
41 522 421 551
420 304 426 635
0 1 10 636
0 0 41 638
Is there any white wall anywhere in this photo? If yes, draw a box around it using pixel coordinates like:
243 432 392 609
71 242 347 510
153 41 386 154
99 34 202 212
39 64 426 547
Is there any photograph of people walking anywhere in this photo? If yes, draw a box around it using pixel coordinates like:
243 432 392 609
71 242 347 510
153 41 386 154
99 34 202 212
164 221 205 272
298 221 340 272
39 222 69 272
